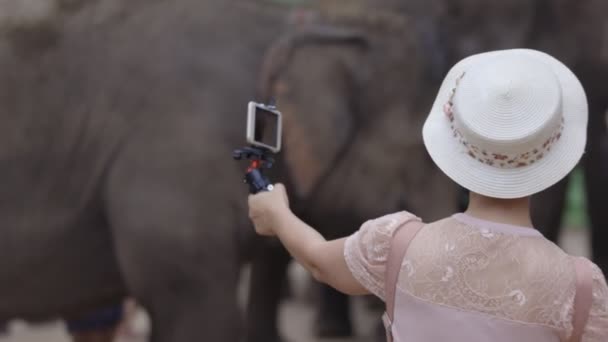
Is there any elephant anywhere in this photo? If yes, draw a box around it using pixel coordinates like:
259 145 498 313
247 1 608 341
245 2 460 341
527 0 608 274
0 0 294 340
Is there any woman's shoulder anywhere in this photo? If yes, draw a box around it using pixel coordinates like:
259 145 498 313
363 210 420 229
343 210 422 299
355 211 422 241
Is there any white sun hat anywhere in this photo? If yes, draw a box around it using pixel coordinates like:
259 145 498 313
422 49 588 199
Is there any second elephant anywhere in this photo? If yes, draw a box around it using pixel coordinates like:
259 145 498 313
246 5 459 341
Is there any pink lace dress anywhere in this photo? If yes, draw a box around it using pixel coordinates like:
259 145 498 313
344 211 608 341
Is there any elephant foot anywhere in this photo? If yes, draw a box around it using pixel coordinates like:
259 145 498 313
245 325 286 342
374 318 387 342
280 274 293 300
245 333 286 342
314 312 353 338
0 322 8 336
314 285 353 338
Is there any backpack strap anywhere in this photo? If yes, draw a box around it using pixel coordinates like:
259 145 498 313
382 219 425 342
569 257 594 342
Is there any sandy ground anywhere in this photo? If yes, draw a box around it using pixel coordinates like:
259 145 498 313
0 228 590 342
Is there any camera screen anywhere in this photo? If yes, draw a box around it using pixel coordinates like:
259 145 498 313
254 107 279 149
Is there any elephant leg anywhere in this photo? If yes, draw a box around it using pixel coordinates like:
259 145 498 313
584 150 608 274
531 176 570 243
144 280 240 342
584 107 608 275
105 171 242 341
310 216 354 338
111 213 241 342
246 241 291 342
66 304 124 342
71 329 117 342
314 284 352 337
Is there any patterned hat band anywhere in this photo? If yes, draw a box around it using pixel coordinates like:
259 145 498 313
443 73 565 169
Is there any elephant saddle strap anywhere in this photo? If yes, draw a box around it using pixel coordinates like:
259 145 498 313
381 223 595 342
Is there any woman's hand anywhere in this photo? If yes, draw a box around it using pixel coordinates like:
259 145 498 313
248 183 290 236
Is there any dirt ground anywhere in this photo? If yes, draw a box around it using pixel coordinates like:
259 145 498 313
0 228 590 342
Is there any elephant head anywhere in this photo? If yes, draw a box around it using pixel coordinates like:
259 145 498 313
0 0 125 59
408 0 607 71
258 5 459 232
412 0 537 61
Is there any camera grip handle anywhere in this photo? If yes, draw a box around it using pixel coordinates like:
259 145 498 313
245 168 273 194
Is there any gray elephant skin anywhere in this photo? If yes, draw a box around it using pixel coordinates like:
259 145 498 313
246 2 459 341
0 0 291 341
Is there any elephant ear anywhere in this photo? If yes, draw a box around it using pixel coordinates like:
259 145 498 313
257 25 369 199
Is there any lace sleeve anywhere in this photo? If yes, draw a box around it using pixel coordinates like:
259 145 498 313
583 262 608 342
343 211 418 301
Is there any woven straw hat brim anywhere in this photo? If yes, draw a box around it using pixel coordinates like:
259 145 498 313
423 49 588 199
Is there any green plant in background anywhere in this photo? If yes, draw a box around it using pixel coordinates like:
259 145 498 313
563 167 589 230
